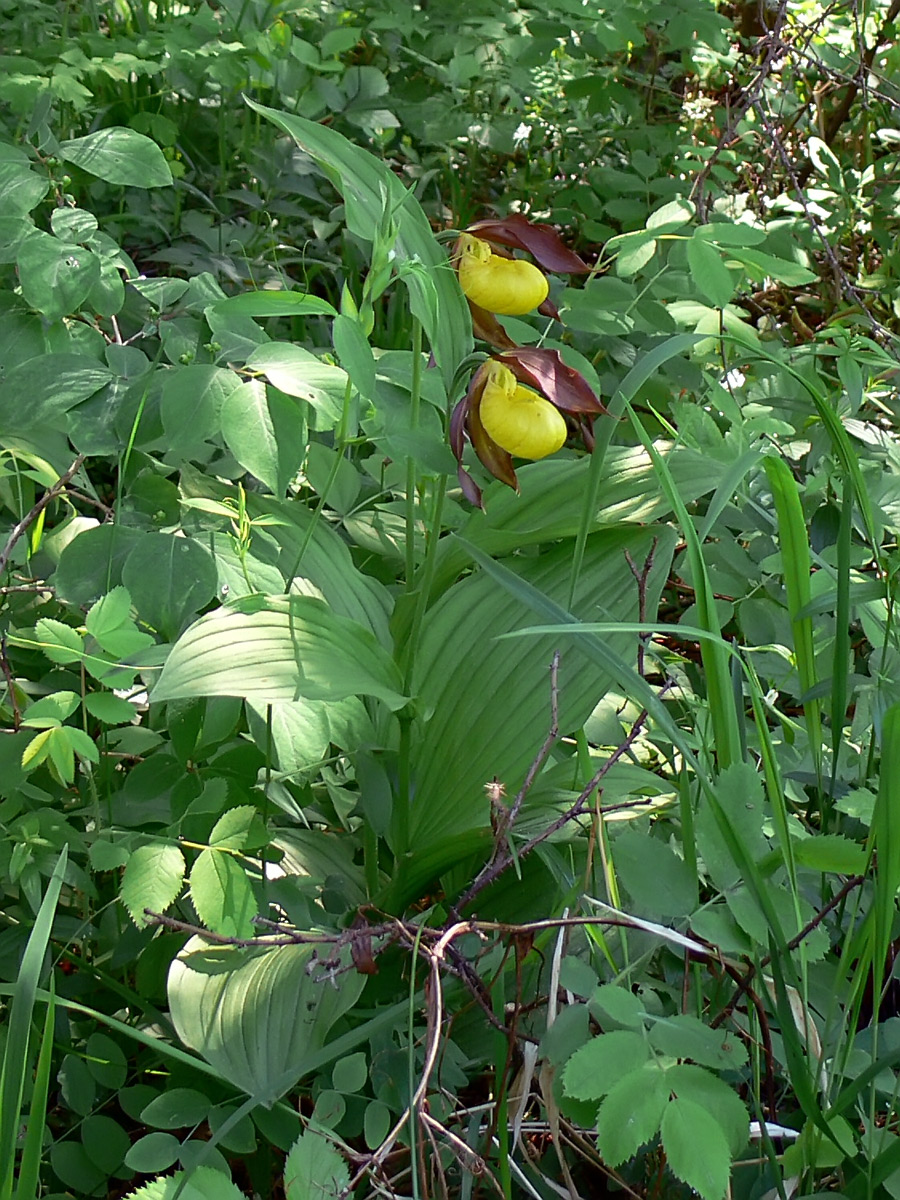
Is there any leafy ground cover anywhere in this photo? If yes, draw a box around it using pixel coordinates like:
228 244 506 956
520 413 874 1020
3 0 900 1197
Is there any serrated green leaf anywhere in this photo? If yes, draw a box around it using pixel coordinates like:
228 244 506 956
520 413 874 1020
86 585 133 642
208 805 261 851
648 1015 749 1070
122 1164 244 1199
596 1067 668 1166
21 690 80 727
661 1097 730 1200
792 834 867 874
665 1063 748 1155
66 726 101 764
83 691 140 724
562 1031 649 1101
121 843 186 926
284 1128 349 1199
590 984 645 1030
189 848 258 938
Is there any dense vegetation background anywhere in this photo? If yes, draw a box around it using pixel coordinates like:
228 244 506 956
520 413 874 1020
3 0 900 1196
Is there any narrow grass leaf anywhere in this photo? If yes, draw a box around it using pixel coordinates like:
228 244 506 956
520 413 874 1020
0 846 68 1200
763 454 823 783
14 980 55 1200
570 332 699 606
624 399 740 768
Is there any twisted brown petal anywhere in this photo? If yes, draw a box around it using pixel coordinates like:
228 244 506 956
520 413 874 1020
468 300 519 350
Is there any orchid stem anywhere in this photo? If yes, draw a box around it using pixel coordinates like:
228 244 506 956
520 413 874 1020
405 317 423 590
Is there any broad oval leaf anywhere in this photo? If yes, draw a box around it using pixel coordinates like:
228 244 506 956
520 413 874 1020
122 533 218 640
16 234 101 322
59 127 173 189
167 937 365 1102
244 343 347 427
0 352 112 434
151 595 405 710
687 236 735 308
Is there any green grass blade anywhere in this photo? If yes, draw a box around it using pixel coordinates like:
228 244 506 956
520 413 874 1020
872 703 900 1005
14 981 55 1200
623 400 741 768
830 472 853 794
0 846 67 1200
569 332 699 607
456 539 793 938
763 454 823 791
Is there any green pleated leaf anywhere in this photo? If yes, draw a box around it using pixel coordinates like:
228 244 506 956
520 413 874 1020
244 99 472 387
151 595 405 710
407 526 674 851
426 444 721 598
167 937 365 1102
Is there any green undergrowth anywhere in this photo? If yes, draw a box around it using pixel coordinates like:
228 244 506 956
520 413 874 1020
3 1 900 1198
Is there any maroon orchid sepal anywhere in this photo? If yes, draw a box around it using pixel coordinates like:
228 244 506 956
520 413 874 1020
466 215 590 276
495 348 607 415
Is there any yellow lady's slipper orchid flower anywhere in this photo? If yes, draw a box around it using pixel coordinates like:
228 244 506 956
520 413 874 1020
479 362 567 459
456 234 549 316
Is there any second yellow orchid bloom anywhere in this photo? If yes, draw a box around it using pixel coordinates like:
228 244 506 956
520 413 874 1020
479 362 567 459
